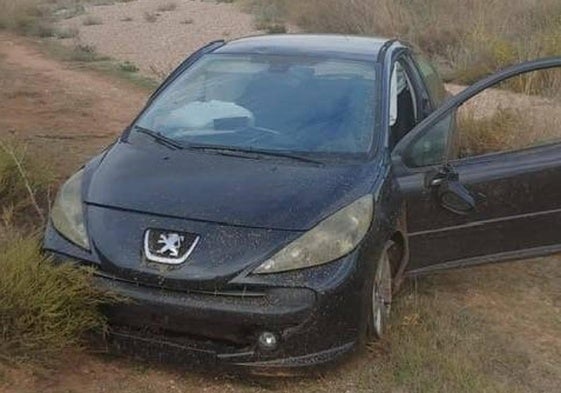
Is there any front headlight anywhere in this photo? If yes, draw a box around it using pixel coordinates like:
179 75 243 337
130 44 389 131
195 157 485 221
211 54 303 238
254 195 373 274
51 169 89 250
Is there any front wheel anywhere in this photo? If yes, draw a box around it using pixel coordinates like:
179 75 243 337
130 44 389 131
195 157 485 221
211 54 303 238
366 248 393 339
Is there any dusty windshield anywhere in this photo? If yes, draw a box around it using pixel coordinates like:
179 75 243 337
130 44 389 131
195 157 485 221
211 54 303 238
135 54 377 156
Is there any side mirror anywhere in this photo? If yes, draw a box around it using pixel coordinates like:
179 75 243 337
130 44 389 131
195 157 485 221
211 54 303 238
428 166 476 215
437 178 475 215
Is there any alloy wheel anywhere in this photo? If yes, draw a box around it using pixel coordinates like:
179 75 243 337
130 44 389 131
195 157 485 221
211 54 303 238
371 250 392 338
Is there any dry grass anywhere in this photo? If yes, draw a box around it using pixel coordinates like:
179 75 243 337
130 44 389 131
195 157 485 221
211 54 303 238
54 26 79 39
143 11 158 23
243 0 287 34
367 284 525 393
457 106 560 157
0 139 53 226
371 258 560 393
503 68 561 98
156 2 177 13
250 0 561 83
455 70 561 158
0 0 56 36
73 44 101 61
456 108 524 157
82 15 103 26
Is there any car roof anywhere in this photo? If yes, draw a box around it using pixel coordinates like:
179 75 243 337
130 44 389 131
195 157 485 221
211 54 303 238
214 34 394 62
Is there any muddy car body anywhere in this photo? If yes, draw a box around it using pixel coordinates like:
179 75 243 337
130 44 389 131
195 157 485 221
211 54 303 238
43 35 561 373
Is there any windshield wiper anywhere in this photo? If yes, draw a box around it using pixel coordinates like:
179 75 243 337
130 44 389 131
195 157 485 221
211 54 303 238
187 144 323 165
133 126 184 150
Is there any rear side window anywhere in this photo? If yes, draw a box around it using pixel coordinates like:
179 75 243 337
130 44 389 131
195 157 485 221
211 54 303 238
414 54 446 107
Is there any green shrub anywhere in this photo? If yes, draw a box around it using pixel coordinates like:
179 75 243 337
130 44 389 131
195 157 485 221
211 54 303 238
119 60 139 73
0 232 118 364
52 4 86 20
69 43 102 62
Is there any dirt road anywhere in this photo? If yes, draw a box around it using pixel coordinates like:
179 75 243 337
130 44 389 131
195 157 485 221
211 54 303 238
0 34 147 179
0 34 559 393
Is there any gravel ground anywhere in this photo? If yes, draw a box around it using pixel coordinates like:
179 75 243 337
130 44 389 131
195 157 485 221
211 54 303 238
57 0 268 78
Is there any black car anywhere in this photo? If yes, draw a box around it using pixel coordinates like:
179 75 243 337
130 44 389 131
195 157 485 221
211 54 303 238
43 35 561 373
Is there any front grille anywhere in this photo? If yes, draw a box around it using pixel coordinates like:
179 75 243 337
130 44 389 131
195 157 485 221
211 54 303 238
93 269 266 298
109 324 250 352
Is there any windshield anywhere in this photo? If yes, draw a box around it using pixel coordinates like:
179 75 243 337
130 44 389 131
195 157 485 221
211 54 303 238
135 54 377 157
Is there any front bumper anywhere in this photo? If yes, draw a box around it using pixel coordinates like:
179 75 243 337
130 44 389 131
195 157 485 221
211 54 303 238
95 254 364 373
44 221 381 372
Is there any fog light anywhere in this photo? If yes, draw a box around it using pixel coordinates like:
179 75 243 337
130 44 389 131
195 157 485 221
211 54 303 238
258 331 278 351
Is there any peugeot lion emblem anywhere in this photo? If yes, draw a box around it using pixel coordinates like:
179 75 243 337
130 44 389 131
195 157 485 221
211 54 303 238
144 229 199 265
157 233 184 257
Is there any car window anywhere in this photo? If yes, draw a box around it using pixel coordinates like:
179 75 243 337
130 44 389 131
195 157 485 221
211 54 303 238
389 59 418 149
453 68 561 159
404 67 561 167
136 54 378 157
404 113 454 167
413 54 446 107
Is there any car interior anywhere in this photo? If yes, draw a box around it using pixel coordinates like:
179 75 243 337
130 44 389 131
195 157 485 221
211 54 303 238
390 61 418 149
237 69 375 152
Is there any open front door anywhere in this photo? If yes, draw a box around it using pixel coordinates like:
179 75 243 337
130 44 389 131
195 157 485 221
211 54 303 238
392 58 561 274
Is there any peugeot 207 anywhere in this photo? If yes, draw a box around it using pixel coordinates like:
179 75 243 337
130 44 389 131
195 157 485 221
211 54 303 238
43 35 561 372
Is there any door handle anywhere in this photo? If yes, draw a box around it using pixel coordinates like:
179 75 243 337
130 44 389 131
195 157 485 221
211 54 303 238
430 177 444 187
427 165 458 188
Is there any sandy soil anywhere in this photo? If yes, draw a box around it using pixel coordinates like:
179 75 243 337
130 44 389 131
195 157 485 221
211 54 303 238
56 0 265 78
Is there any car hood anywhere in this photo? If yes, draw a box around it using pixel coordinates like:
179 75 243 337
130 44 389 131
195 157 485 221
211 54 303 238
85 140 377 231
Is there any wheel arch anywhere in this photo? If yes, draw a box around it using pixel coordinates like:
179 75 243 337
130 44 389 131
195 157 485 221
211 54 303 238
387 207 410 290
